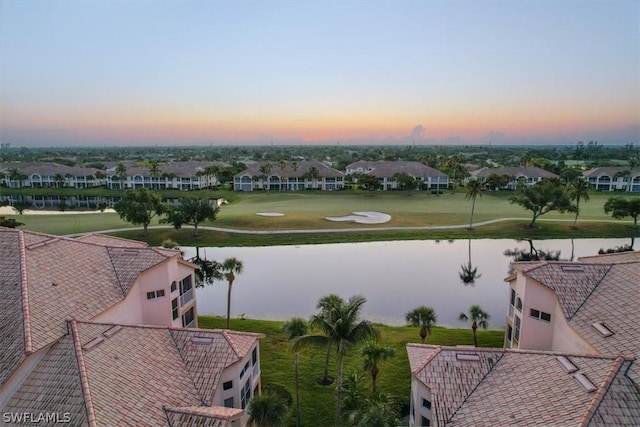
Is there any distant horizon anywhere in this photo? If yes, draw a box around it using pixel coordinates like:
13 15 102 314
1 1 638 147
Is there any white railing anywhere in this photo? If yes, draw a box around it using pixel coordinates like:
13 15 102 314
180 288 194 306
253 363 259 378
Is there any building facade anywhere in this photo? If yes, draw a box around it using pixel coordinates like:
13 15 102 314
346 160 449 190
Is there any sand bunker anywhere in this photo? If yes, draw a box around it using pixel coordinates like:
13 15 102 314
325 211 391 224
0 206 116 215
256 212 285 217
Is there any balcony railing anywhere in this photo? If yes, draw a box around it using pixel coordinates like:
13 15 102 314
184 319 196 329
180 288 194 306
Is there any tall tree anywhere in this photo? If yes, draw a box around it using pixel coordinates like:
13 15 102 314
113 188 167 235
361 341 395 393
604 197 640 229
313 294 345 385
306 166 321 189
458 305 490 347
568 179 590 226
220 257 244 329
115 163 127 189
509 179 573 227
465 178 483 229
164 198 219 237
295 295 378 427
259 162 273 191
247 392 288 427
283 317 308 427
405 306 437 344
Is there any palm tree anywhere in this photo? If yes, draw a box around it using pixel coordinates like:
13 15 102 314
361 341 395 393
54 173 65 188
220 257 244 329
314 294 345 385
458 304 490 347
465 178 483 229
295 295 378 427
405 306 437 344
307 166 321 190
352 394 402 427
247 392 288 427
259 162 272 191
569 178 590 227
283 317 308 427
115 163 127 189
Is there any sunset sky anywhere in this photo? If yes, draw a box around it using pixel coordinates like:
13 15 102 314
1 1 638 147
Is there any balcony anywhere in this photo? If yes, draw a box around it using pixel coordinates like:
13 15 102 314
180 288 194 306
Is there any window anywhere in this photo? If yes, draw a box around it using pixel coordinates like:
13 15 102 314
240 377 252 409
171 298 178 320
182 307 195 328
147 292 156 300
252 348 258 365
515 297 523 312
156 289 165 297
421 416 431 426
223 380 233 391
170 281 177 292
180 275 193 295
224 397 234 408
514 316 521 343
240 361 250 379
422 398 431 410
510 289 516 306
530 309 551 322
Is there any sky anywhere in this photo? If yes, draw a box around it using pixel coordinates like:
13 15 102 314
0 1 638 147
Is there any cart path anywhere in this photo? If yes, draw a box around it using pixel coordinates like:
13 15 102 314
65 217 633 237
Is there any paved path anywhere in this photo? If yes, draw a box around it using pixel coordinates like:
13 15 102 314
65 217 632 237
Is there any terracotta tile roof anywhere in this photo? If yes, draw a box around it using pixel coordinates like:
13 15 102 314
107 246 170 294
583 167 640 178
346 160 448 178
164 405 243 426
4 321 261 426
408 345 640 426
0 228 27 387
470 166 558 179
524 263 612 319
3 336 89 426
75 233 148 248
235 160 344 178
579 250 640 264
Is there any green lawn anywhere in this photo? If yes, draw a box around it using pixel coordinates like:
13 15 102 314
198 316 505 427
3 190 639 244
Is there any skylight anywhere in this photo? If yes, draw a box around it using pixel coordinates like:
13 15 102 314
561 265 585 272
592 322 614 337
102 325 123 338
456 353 480 361
83 336 105 351
192 336 213 345
122 249 140 256
573 373 597 393
556 356 578 373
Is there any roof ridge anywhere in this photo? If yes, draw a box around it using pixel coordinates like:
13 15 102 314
75 233 149 247
222 330 243 359
577 356 626 427
567 264 613 320
18 230 33 355
105 247 127 296
69 320 98 427
167 329 207 406
505 347 630 360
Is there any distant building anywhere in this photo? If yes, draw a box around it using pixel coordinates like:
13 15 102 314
345 161 448 190
0 162 107 189
0 228 263 426
583 167 640 192
233 160 344 191
470 167 558 189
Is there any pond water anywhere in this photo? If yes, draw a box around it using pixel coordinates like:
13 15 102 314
182 238 634 329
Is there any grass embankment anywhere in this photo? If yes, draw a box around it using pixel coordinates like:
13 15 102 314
198 316 504 427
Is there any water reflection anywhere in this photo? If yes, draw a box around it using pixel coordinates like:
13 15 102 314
183 238 633 329
459 240 481 286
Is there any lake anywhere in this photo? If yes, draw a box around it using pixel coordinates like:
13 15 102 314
182 238 634 329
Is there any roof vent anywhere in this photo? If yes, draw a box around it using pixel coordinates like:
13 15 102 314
83 336 105 351
121 249 140 256
592 322 613 337
102 325 123 338
573 373 597 393
561 265 585 272
456 353 481 361
557 356 578 373
192 336 213 345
